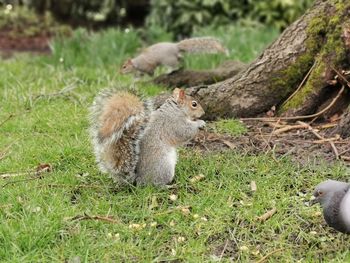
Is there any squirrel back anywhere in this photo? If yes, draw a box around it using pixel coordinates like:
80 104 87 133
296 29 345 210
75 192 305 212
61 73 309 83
120 37 228 76
177 37 228 55
89 89 153 184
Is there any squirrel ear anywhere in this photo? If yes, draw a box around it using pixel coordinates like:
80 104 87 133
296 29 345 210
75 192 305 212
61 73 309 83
173 88 185 103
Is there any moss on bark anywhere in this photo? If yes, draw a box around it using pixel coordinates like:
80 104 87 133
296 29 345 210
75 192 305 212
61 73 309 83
278 0 350 113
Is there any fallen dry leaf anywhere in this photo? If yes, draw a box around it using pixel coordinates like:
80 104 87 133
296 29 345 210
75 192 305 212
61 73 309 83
169 194 178 202
250 181 257 192
189 174 205 183
177 236 186 243
221 139 236 149
256 208 277 222
239 246 249 252
180 206 191 215
36 163 52 175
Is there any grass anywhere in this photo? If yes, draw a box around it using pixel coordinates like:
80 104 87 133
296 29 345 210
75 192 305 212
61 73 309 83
1 25 350 262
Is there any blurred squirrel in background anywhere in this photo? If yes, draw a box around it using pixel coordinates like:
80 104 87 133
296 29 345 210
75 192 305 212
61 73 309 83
89 88 205 186
120 37 228 77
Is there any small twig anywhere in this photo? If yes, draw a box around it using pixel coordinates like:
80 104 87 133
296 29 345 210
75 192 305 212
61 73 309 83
281 61 316 108
314 123 337 129
0 114 14 127
255 248 285 263
330 142 340 159
0 171 30 179
241 85 345 122
1 163 52 179
257 128 272 152
297 121 339 159
340 156 350 161
273 124 308 135
67 213 119 224
2 177 41 188
331 66 350 88
219 239 229 261
267 122 286 128
256 208 277 222
297 121 324 140
266 119 280 148
1 165 53 187
38 183 108 190
0 140 18 161
32 82 80 104
339 148 350 156
313 137 340 143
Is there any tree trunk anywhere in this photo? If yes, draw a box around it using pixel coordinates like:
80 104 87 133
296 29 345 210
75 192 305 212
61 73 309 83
188 0 350 121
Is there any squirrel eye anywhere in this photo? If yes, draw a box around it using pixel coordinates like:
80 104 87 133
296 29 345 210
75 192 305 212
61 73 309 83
191 101 197 108
317 190 324 196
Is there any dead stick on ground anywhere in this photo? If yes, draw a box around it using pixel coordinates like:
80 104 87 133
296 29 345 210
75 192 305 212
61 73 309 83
219 239 229 261
256 208 277 222
2 177 41 188
339 148 350 156
297 121 339 159
33 83 79 103
38 183 108 190
297 121 326 140
330 142 340 159
0 138 22 161
313 137 340 143
266 119 280 147
67 214 119 224
281 61 316 108
0 114 14 127
273 124 308 135
241 85 345 122
315 123 337 129
255 248 285 263
0 171 30 179
331 66 350 88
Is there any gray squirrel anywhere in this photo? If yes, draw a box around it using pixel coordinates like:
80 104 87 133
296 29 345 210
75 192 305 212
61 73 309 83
89 88 205 186
120 37 228 76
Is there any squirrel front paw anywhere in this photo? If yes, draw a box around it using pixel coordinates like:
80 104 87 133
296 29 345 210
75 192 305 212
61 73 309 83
197 120 206 129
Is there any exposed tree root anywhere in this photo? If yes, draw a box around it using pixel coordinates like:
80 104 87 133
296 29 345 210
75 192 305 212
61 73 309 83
152 60 246 88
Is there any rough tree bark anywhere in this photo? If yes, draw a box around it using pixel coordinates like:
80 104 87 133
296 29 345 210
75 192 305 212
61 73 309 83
187 0 350 128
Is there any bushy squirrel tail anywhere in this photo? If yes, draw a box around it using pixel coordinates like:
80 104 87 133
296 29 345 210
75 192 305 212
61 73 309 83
177 37 229 55
89 89 153 184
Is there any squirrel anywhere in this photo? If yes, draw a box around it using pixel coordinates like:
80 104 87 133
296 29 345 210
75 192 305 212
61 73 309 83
120 37 228 77
89 88 205 186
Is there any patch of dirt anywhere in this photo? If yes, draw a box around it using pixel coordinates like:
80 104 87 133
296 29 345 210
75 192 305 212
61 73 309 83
0 29 51 58
189 120 350 166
